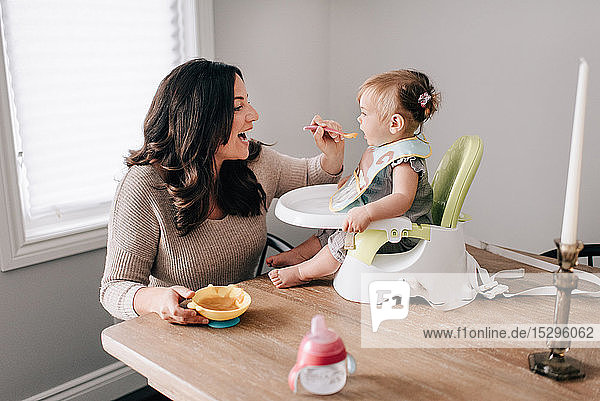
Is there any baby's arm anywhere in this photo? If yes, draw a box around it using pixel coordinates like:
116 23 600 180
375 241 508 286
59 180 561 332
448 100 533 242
343 163 418 232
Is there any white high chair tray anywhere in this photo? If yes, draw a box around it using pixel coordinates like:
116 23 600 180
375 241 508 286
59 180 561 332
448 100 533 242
275 184 345 229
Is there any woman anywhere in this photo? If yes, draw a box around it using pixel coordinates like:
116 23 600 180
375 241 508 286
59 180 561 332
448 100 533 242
100 59 344 324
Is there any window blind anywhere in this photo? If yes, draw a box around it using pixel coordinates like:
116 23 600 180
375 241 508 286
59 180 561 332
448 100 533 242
0 0 184 239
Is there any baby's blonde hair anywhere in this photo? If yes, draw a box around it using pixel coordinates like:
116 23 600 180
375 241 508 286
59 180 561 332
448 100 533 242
357 70 439 133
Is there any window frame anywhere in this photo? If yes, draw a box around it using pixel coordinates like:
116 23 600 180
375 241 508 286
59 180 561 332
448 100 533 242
0 0 215 271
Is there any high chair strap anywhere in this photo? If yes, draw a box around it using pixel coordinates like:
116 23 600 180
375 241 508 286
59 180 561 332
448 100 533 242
471 261 600 299
402 224 431 241
419 252 486 311
412 252 600 311
501 269 600 298
465 237 600 299
470 255 515 300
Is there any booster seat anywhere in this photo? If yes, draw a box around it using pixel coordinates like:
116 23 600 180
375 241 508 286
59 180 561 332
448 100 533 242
276 136 502 309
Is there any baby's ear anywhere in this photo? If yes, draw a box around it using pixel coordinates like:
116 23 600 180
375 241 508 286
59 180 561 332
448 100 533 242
389 114 405 134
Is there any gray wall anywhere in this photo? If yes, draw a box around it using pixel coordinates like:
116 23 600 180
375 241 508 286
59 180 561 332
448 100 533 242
216 0 599 253
215 0 333 244
0 249 117 400
2 1 599 399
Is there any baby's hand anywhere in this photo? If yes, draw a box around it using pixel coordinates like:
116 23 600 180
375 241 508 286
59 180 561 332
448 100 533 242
343 206 372 232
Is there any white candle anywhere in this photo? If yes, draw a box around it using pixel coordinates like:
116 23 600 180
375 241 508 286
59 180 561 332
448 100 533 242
560 58 589 245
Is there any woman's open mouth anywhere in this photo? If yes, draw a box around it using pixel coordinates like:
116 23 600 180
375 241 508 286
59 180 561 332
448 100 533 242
238 132 249 143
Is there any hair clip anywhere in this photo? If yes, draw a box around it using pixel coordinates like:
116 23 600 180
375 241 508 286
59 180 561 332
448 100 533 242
418 92 431 108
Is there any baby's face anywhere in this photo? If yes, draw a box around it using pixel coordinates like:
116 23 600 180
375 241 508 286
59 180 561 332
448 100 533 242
357 92 394 147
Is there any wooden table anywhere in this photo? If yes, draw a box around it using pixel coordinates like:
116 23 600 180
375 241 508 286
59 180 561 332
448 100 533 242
101 246 600 400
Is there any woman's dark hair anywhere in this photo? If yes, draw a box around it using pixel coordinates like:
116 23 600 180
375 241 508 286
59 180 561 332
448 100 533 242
127 58 266 235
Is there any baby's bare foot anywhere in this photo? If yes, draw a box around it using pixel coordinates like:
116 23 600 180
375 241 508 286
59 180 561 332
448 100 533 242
268 266 309 289
266 249 307 268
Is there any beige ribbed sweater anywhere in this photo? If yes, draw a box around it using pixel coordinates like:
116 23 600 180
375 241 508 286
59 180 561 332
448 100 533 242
100 147 340 320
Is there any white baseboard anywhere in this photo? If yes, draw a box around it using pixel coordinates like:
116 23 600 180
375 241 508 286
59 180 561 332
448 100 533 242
22 362 148 401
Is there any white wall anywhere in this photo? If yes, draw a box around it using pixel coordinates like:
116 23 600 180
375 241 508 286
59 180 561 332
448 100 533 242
216 0 599 253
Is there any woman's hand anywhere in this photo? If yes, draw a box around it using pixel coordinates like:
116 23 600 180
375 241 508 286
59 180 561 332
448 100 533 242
133 286 209 325
311 115 344 175
342 205 372 232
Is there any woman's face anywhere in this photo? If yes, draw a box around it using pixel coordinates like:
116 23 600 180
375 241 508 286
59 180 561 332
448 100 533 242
215 74 259 165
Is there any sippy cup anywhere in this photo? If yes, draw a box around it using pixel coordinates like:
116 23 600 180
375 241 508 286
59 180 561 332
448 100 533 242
288 314 356 395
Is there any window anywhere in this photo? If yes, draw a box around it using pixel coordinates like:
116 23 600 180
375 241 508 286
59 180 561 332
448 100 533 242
0 0 214 271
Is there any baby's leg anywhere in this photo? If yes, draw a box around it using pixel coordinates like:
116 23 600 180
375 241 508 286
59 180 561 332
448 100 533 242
266 235 321 267
265 249 306 268
269 245 340 289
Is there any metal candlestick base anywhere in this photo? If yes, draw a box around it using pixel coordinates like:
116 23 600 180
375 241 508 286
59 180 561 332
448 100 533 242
528 239 585 381
528 351 585 381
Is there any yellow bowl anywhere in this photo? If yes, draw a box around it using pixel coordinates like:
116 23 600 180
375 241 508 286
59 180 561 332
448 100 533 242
187 284 251 321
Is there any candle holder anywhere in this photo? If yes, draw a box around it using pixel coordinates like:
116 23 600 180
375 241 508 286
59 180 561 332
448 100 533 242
528 239 585 381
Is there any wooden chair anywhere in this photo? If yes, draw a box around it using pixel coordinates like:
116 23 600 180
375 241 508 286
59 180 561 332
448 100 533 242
541 244 599 267
255 233 293 277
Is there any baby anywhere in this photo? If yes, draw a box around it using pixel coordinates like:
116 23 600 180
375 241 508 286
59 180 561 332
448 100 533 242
269 70 439 288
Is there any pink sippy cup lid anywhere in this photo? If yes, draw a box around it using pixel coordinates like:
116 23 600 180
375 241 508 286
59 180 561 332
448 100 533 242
288 315 349 392
295 314 347 367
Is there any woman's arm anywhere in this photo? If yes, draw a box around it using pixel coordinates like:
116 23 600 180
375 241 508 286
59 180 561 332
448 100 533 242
263 116 344 199
100 169 157 320
100 166 206 324
258 148 342 200
342 163 418 232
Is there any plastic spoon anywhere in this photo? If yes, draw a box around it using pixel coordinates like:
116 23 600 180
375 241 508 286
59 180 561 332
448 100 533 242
303 125 358 139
